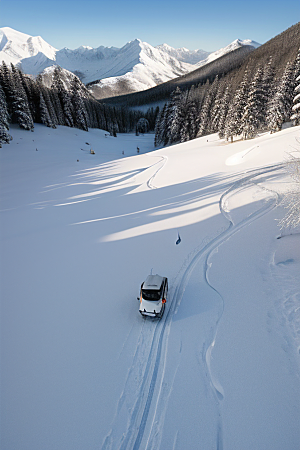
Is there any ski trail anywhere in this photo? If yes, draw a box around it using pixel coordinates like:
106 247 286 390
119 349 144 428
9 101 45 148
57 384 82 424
146 156 167 189
202 164 283 450
102 162 283 450
144 163 283 450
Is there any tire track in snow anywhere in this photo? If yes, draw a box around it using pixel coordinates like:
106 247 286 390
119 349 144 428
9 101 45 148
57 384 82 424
202 164 283 450
144 163 283 450
102 162 283 450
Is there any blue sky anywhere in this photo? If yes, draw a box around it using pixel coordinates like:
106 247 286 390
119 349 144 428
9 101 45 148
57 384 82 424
1 0 299 51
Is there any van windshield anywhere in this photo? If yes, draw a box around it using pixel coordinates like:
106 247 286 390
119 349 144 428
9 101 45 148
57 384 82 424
142 288 162 301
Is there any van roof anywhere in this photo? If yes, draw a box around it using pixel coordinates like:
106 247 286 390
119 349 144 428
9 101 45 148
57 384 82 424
143 274 164 290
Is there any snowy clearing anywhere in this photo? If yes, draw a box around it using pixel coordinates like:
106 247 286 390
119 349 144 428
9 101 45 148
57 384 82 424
1 124 300 450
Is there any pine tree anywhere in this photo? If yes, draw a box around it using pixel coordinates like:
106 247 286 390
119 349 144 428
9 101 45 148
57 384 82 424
241 66 265 139
71 76 88 131
267 61 295 132
10 63 34 130
39 92 53 127
0 84 12 147
211 81 226 133
291 48 300 126
154 103 168 147
0 62 14 117
166 87 183 144
197 76 219 137
260 57 276 128
217 87 231 139
291 75 300 126
224 69 249 141
180 100 198 142
51 66 74 127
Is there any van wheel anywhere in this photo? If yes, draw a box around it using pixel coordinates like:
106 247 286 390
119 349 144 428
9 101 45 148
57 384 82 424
159 303 165 319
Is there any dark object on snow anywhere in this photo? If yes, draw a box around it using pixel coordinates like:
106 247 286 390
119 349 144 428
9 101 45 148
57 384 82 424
77 159 79 162
176 233 181 245
137 147 140 153
85 142 90 145
136 118 149 134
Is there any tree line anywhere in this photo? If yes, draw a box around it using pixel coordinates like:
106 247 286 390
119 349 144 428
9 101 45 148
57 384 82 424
0 63 159 147
154 48 300 147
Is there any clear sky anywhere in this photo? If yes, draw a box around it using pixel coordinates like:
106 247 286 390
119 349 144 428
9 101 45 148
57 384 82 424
1 0 299 51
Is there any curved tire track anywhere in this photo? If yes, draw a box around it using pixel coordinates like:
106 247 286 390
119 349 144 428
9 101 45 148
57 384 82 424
102 163 283 450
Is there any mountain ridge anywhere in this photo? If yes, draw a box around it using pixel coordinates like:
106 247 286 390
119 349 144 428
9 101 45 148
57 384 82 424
0 27 259 99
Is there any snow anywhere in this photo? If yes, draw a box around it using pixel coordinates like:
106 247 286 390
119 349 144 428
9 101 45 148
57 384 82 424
195 38 260 69
0 28 259 98
0 27 57 65
1 124 300 450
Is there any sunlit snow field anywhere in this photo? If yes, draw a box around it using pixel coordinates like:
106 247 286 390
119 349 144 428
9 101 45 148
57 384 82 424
1 124 300 450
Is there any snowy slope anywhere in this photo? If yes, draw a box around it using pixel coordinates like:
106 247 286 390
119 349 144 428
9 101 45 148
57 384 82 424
38 65 93 98
1 123 299 450
155 43 210 64
195 38 260 68
0 27 57 66
61 39 195 86
0 27 195 85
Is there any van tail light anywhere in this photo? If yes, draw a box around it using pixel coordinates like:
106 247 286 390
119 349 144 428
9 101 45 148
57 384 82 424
162 299 166 304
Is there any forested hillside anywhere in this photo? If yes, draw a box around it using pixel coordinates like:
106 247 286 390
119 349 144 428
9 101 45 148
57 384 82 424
153 23 300 146
0 63 158 146
103 22 300 113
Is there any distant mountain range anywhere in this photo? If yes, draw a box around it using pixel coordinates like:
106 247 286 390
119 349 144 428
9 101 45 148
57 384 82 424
0 27 260 99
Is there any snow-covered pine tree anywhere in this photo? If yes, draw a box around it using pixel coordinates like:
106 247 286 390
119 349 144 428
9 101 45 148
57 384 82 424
166 87 183 145
136 117 150 134
154 103 168 147
291 75 300 126
71 76 88 131
216 86 231 139
51 66 74 128
0 83 12 147
197 76 219 137
291 48 300 126
39 92 53 127
267 61 295 132
260 57 275 128
10 63 34 130
19 68 38 122
210 81 227 133
36 75 57 127
83 99 94 128
241 66 265 139
43 88 58 127
224 68 249 141
0 62 14 117
95 102 107 130
180 100 199 142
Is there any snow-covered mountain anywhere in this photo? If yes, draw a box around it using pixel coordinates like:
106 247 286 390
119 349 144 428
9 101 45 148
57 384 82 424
195 38 260 68
38 65 93 99
0 27 259 99
0 27 57 65
155 43 210 64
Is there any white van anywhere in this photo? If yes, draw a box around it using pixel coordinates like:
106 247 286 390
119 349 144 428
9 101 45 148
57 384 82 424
138 274 168 318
